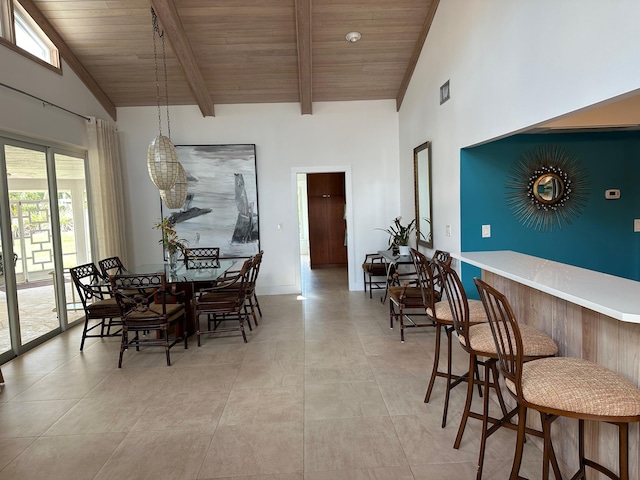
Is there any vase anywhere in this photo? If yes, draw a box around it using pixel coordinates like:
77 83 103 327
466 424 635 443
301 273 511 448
168 251 178 274
399 245 411 256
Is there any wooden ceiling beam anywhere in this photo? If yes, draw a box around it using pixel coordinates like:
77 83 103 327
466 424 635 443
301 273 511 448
18 0 117 120
295 0 312 115
150 0 215 117
395 0 439 111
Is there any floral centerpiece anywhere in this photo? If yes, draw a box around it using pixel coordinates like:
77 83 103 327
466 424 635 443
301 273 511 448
378 216 419 255
154 217 188 272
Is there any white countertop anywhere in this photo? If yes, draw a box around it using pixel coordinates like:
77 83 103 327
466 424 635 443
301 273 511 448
454 251 640 323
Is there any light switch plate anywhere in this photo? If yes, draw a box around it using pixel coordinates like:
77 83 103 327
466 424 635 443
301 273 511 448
482 224 491 238
634 219 640 232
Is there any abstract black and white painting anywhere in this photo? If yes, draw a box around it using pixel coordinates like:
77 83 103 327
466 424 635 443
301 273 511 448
162 144 259 258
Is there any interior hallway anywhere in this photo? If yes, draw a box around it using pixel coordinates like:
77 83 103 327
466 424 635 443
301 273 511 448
0 261 547 479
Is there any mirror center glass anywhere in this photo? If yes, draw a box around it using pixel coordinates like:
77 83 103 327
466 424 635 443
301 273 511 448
533 173 564 204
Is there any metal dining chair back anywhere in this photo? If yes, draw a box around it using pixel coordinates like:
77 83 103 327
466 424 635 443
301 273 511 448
70 262 122 351
98 256 126 279
110 272 187 367
184 247 220 269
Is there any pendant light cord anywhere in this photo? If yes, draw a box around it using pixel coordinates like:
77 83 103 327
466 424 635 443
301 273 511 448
151 7 171 140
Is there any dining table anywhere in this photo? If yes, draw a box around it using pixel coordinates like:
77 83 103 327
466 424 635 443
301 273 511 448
121 259 238 336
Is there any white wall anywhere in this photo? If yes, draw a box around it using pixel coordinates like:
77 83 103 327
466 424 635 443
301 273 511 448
116 101 400 295
0 46 112 146
399 0 640 256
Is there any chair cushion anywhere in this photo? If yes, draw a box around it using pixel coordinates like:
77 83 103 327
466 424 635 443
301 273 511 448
364 264 388 274
125 302 184 325
506 357 640 418
86 297 120 317
389 286 432 308
199 291 241 304
427 299 487 325
461 323 558 357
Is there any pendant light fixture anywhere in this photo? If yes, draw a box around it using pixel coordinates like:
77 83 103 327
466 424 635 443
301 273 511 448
160 162 188 209
147 7 182 194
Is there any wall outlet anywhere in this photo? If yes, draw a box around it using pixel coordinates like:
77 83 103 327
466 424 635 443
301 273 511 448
482 224 491 238
634 219 640 232
446 224 451 237
277 223 283 231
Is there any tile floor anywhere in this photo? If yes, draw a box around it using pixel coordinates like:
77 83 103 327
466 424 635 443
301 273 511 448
0 262 552 480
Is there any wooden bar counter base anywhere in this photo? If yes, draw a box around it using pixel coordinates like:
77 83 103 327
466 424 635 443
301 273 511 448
454 250 640 479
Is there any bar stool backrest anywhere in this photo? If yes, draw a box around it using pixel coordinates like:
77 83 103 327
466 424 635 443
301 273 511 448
474 278 523 401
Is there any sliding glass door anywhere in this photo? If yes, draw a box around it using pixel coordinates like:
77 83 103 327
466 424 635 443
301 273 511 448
0 135 91 359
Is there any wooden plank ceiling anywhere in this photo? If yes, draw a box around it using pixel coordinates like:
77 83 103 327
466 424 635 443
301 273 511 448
28 0 438 116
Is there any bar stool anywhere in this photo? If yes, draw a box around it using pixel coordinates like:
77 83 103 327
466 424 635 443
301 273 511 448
475 277 640 480
423 254 485 429
436 261 558 480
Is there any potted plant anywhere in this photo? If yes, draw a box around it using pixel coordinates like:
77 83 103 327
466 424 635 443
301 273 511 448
154 217 188 273
379 216 419 256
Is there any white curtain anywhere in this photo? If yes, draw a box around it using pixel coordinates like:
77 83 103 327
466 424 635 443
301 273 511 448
87 117 129 266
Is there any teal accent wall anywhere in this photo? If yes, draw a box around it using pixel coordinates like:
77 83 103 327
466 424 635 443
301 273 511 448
460 132 640 298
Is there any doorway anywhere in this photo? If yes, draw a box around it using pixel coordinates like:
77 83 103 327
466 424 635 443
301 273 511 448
295 168 355 293
306 172 347 269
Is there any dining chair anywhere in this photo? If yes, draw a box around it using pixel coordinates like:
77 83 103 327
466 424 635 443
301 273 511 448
362 253 393 298
212 252 262 328
244 250 264 325
0 252 18 276
475 277 640 480
184 247 220 269
110 272 187 367
437 263 557 480
193 257 252 345
98 256 126 279
388 248 438 342
70 262 122 351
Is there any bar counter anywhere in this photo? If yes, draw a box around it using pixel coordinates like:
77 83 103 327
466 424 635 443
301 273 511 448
454 250 640 322
454 250 640 478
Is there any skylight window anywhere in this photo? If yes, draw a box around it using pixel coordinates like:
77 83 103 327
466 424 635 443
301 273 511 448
0 0 59 69
14 8 50 63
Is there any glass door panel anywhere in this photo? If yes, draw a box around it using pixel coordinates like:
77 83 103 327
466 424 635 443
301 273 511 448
5 144 61 345
54 151 91 318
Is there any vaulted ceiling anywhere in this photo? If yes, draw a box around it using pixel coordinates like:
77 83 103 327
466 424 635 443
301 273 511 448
23 0 440 119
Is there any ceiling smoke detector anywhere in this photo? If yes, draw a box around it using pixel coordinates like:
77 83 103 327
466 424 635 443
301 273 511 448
345 31 361 43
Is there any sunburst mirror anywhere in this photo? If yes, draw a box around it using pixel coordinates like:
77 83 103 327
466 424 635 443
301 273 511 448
506 145 590 232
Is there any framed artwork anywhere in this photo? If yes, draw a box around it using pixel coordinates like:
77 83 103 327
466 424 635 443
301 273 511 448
162 144 260 258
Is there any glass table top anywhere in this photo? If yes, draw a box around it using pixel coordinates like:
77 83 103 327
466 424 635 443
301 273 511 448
128 259 238 283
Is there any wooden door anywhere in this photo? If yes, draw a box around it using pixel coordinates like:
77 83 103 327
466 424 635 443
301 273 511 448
307 173 347 269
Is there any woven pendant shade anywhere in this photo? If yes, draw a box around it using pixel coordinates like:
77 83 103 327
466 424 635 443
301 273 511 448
160 162 188 209
147 135 180 190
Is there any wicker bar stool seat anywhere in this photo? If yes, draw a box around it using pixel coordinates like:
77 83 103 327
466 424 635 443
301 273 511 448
511 357 640 418
476 277 640 480
460 322 558 357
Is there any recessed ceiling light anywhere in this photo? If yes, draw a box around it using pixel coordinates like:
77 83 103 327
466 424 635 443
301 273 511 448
345 31 361 43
